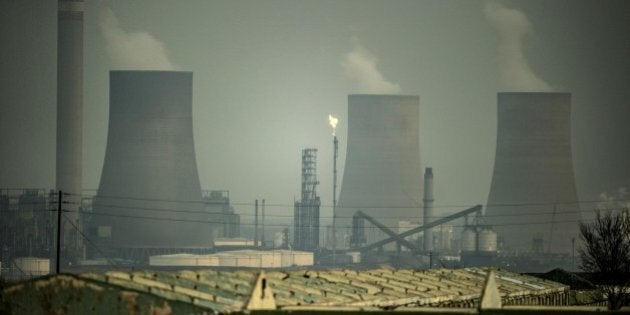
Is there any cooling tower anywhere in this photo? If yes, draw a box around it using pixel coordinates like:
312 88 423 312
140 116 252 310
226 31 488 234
336 95 423 248
56 0 84 223
93 71 212 248
485 92 581 254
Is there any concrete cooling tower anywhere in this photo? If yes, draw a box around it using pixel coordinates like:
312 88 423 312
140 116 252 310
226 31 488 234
485 92 581 254
336 94 423 249
92 71 212 249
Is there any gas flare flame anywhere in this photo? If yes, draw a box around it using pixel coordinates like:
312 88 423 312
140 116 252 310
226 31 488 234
328 114 339 136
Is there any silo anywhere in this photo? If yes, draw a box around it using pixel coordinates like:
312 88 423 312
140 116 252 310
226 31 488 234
336 94 423 248
485 92 581 254
461 227 477 253
477 227 498 253
92 71 212 250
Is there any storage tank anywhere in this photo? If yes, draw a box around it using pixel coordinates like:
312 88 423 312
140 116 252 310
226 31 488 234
13 257 50 277
93 71 212 249
461 227 477 252
477 227 498 252
336 94 423 248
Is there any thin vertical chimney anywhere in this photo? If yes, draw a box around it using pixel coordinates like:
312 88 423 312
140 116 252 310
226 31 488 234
423 167 434 251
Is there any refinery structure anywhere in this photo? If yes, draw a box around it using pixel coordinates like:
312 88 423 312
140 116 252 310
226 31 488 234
293 148 321 250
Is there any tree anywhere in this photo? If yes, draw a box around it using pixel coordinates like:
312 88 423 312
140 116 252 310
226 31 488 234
578 210 630 310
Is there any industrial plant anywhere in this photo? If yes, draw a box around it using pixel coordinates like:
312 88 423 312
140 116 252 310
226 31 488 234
0 0 607 283
1 88 584 275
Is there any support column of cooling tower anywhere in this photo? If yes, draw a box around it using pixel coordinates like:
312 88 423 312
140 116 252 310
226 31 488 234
423 167 434 252
332 135 338 264
56 0 84 242
254 200 259 247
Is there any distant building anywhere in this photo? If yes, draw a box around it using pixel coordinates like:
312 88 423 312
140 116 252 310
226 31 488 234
203 190 240 238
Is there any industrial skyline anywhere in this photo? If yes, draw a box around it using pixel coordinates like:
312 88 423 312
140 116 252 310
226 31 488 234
1 0 629 232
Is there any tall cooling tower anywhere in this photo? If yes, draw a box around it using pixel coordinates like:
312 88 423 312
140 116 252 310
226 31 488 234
485 92 581 254
93 71 211 248
336 95 423 248
57 0 84 223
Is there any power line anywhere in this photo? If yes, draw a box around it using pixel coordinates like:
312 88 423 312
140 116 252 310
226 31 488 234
56 202 627 220
2 201 626 221
81 210 603 229
62 191 630 209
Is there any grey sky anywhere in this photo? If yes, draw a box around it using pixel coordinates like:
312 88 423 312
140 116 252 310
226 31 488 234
1 0 629 228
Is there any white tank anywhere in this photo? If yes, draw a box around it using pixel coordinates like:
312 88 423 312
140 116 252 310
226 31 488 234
478 227 498 252
14 257 50 277
461 227 477 252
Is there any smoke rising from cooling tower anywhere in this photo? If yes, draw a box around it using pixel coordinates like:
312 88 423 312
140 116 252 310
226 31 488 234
99 7 176 70
342 40 402 94
484 2 554 92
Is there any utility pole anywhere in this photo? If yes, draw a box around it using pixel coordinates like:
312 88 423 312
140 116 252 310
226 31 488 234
572 237 576 271
261 199 266 248
254 200 259 248
56 190 62 275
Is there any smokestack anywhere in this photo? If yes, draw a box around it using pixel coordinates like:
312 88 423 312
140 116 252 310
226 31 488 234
93 71 210 249
336 95 423 248
485 92 581 254
423 167 434 251
56 0 84 223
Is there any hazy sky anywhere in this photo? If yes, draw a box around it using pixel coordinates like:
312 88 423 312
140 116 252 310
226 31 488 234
1 0 629 228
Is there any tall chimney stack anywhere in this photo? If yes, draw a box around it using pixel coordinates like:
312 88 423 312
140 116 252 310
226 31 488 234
423 167 434 251
56 0 84 224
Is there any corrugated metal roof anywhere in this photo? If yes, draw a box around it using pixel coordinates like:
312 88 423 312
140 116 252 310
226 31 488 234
2 267 568 313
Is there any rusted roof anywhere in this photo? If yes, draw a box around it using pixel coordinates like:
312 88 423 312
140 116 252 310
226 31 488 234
2 267 568 313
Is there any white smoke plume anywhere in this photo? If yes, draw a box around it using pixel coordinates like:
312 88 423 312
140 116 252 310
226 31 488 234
99 7 176 70
342 41 402 94
597 187 630 212
484 2 554 91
